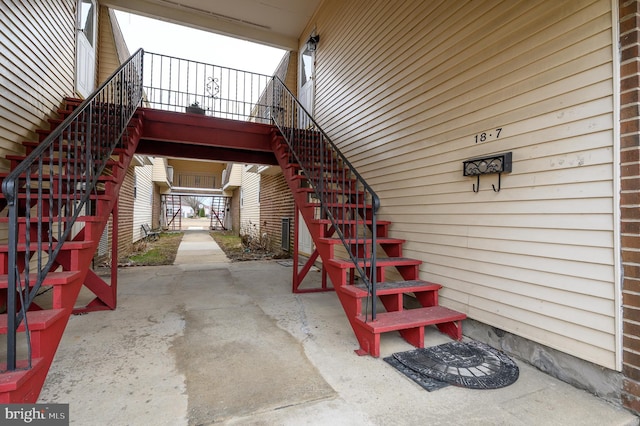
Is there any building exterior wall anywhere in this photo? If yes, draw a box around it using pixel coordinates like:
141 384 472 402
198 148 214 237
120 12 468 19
169 159 224 190
117 167 136 262
306 0 618 370
240 166 261 236
260 172 295 254
152 185 162 229
619 0 640 413
133 163 154 241
231 187 241 235
97 6 119 84
0 0 76 172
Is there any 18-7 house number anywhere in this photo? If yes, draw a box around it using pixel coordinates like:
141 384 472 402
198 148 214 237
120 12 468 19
474 128 502 143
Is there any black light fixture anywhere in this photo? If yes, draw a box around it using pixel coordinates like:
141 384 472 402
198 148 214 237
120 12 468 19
306 35 320 52
463 152 512 192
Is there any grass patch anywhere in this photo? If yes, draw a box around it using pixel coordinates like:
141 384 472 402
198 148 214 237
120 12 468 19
127 232 184 266
210 231 244 259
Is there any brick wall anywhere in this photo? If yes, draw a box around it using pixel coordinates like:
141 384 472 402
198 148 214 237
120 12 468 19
620 0 640 414
231 187 241 235
152 185 161 229
260 173 295 255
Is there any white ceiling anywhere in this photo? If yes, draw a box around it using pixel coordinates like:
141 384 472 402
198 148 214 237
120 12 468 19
102 0 322 50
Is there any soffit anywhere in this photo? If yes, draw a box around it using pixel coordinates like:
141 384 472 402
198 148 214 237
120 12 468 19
102 0 321 50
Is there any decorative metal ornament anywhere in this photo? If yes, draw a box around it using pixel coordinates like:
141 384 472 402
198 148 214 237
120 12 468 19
463 152 512 192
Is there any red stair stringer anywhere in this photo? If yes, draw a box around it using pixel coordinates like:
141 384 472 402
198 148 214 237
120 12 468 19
0 100 145 402
271 131 466 358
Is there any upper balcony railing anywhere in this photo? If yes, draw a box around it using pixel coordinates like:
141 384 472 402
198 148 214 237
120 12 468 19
143 52 272 123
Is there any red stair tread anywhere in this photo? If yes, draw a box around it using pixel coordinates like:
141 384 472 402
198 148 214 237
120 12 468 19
0 358 46 392
0 271 82 289
343 280 442 297
0 308 67 333
328 257 421 268
312 218 391 226
319 237 404 245
0 240 94 252
0 216 104 224
0 171 118 182
357 306 466 333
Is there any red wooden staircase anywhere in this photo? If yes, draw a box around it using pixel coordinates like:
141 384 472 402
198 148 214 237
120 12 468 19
0 50 144 402
269 80 467 357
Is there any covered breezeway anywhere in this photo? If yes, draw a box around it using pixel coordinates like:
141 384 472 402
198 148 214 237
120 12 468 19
38 230 636 425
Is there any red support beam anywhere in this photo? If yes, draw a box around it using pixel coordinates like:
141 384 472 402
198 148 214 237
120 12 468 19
292 205 333 294
72 201 118 314
139 109 275 151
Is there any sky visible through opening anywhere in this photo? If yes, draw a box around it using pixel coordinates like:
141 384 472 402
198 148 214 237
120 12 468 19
114 11 287 76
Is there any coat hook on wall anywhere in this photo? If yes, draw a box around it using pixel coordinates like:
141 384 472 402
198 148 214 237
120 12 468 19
463 152 512 193
492 173 502 192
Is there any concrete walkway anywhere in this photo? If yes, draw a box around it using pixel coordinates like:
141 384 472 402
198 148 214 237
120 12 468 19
39 230 639 425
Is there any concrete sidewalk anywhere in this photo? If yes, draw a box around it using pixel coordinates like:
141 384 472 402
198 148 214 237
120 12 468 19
40 230 639 425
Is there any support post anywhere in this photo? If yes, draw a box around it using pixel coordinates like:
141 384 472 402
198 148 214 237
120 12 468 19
292 205 333 293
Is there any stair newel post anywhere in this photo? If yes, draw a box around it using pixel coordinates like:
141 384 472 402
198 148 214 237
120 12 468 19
370 195 378 321
3 180 18 370
318 132 325 220
84 102 94 216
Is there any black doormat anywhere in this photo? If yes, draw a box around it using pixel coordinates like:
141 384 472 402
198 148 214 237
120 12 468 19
383 356 449 392
385 340 519 390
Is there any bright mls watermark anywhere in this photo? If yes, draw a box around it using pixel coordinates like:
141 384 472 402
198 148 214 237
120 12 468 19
2 404 68 425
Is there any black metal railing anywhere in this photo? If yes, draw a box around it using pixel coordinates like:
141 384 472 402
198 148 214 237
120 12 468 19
142 52 272 123
1 48 144 370
269 77 381 320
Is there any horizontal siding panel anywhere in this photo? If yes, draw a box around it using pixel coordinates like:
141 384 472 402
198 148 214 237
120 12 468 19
393 224 614 248
352 95 613 169
0 0 75 172
319 2 609 142
458 302 616 368
426 259 614 300
311 0 616 367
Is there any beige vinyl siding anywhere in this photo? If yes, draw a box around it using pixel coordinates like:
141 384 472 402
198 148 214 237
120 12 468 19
152 157 171 188
97 6 119 84
240 166 261 233
308 0 617 369
133 164 154 242
0 0 76 172
223 163 243 192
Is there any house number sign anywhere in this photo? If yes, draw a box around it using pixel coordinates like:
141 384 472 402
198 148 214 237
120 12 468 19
474 128 503 143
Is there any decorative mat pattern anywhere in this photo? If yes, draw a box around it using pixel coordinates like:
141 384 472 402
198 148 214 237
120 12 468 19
385 340 519 390
383 356 449 392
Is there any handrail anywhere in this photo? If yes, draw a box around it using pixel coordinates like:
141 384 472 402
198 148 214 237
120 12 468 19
269 76 381 320
1 48 145 370
143 52 272 123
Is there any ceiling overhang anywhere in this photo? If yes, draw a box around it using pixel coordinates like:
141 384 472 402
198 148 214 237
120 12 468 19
102 0 321 50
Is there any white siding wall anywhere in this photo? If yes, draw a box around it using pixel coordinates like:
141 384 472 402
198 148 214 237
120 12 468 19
0 0 76 172
133 164 154 242
308 0 617 369
240 166 261 234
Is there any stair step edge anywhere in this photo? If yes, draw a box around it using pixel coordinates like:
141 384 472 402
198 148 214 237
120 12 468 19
328 257 421 268
319 237 404 245
342 280 443 297
0 240 95 252
0 308 67 333
356 306 466 333
311 219 391 225
0 271 83 288
0 216 104 224
0 358 46 392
